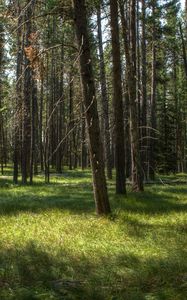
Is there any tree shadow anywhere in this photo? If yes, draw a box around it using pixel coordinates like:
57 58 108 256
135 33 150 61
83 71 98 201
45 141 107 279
118 213 187 240
111 188 187 216
0 241 186 299
0 181 187 217
161 186 187 195
0 185 95 216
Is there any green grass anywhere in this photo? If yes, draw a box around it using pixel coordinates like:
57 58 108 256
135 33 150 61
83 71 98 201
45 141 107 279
0 169 187 299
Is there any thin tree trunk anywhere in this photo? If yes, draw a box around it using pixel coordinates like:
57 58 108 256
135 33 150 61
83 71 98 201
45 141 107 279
81 106 87 170
141 0 147 179
179 22 187 80
39 78 44 172
97 5 112 180
110 0 126 194
0 23 4 175
22 0 35 184
149 1 157 180
119 0 144 191
44 46 50 184
69 70 73 170
30 77 37 183
13 2 22 183
56 43 64 173
136 0 141 133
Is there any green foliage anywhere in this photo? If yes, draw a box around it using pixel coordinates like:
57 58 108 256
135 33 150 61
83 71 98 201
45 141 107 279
86 0 101 13
0 106 7 113
0 169 187 299
45 0 61 10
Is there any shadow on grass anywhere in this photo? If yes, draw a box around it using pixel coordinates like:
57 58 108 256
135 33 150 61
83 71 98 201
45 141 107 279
111 188 187 216
0 186 95 216
0 241 186 300
161 186 187 194
0 169 92 187
0 179 187 216
119 214 187 240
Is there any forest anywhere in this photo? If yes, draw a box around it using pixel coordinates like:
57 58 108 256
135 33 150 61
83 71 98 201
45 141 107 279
0 0 187 299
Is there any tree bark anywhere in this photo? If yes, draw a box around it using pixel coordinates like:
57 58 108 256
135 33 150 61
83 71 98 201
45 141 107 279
0 22 4 175
56 43 64 173
119 0 144 191
13 2 23 183
97 5 112 180
179 22 187 80
141 0 147 179
149 1 157 180
110 0 126 194
22 0 35 184
72 0 111 215
68 70 73 170
81 105 87 170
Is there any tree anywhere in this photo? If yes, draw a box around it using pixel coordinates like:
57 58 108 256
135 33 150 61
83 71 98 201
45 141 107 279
97 4 112 180
0 22 5 175
72 0 111 215
1 0 186 197
22 0 35 184
110 0 126 194
149 0 157 180
140 0 148 179
119 0 144 191
13 1 23 183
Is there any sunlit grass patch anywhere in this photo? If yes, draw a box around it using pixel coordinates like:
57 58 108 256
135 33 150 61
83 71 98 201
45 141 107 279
0 170 187 299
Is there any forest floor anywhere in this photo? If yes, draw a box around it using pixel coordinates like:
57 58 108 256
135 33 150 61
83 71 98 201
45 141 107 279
0 168 187 300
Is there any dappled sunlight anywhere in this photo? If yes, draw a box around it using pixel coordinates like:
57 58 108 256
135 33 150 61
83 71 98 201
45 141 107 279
0 238 186 299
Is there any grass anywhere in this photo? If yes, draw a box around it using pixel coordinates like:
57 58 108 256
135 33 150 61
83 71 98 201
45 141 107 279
0 168 187 299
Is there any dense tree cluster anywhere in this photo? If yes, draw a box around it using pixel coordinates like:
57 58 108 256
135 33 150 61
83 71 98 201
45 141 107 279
0 0 186 214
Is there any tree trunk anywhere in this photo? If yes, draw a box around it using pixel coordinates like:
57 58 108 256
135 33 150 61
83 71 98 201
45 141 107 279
141 0 147 179
22 0 35 184
39 78 44 172
179 22 187 80
56 43 64 173
0 23 4 175
149 1 157 180
72 0 111 215
81 105 87 170
110 0 126 194
13 2 22 183
97 5 112 180
119 0 144 191
69 70 73 170
30 77 37 183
